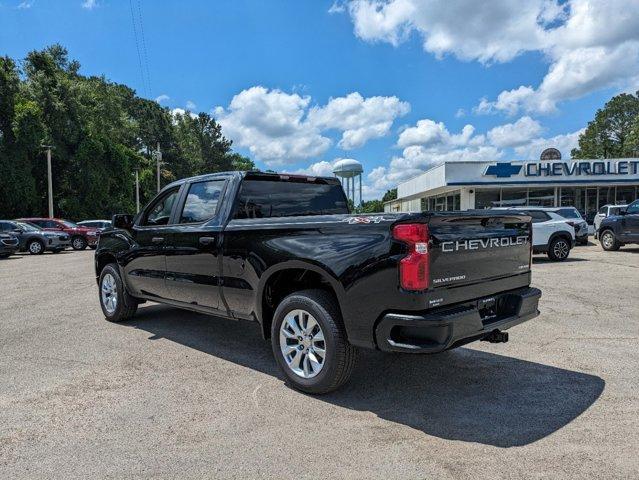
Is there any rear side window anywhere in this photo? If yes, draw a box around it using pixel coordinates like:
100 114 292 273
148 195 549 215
233 179 349 219
179 180 225 223
556 208 581 219
528 211 550 223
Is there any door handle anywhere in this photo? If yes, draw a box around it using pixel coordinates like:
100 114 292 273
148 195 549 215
199 236 216 246
151 237 165 244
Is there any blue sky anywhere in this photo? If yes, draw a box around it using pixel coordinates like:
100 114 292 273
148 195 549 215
2 0 638 198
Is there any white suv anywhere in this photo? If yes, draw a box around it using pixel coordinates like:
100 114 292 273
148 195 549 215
492 207 576 261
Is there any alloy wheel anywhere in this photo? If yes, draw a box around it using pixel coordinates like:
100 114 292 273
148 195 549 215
279 309 326 379
73 237 84 249
29 241 42 254
101 273 118 314
553 240 569 259
601 232 613 249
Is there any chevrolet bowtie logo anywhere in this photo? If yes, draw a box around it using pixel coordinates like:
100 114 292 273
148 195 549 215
484 162 523 178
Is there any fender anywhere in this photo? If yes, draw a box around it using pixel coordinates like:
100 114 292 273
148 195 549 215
255 259 346 327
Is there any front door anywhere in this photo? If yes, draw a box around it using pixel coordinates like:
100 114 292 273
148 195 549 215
164 178 227 311
123 186 181 300
621 200 639 241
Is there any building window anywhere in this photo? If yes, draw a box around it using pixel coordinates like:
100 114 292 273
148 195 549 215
501 188 528 207
528 187 555 207
616 186 637 204
598 187 615 208
475 189 500 209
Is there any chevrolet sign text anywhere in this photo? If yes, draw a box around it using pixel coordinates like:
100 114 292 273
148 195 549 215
441 236 529 253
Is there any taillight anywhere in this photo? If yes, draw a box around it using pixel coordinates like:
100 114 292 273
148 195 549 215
392 223 430 291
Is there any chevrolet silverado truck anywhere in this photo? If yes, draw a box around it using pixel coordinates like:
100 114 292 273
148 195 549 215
95 171 541 393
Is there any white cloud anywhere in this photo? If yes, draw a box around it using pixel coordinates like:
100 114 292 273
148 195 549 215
17 1 32 8
328 1 346 14
343 1 639 115
155 94 170 104
185 100 197 111
308 92 409 149
487 116 542 148
171 108 197 119
514 128 584 159
214 86 409 165
81 0 97 9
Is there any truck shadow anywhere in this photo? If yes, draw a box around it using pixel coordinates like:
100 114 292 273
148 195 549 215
126 304 604 448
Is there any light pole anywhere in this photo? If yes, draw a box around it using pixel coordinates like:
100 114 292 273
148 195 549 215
134 168 140 213
41 145 54 218
155 142 163 193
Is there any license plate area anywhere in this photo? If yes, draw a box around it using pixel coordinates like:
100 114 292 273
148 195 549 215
479 293 519 326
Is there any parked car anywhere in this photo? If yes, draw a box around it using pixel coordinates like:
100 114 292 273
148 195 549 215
78 220 112 231
95 171 541 394
17 217 99 250
0 220 70 254
492 207 575 261
0 232 19 258
549 207 589 245
594 204 627 238
598 199 639 251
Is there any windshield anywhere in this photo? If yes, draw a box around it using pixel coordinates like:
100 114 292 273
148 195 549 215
61 220 78 228
17 222 39 232
556 208 582 219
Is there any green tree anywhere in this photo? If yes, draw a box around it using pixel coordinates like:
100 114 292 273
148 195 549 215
382 188 397 202
572 91 639 158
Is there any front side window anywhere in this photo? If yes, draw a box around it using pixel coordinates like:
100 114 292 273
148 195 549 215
556 208 581 219
143 189 180 226
180 180 225 223
627 200 639 214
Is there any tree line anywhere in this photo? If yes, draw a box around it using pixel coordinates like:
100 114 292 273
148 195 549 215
0 45 254 220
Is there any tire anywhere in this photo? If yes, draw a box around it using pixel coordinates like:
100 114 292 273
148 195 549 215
600 229 620 251
98 263 138 322
27 239 45 255
548 236 571 261
271 289 357 394
71 236 87 250
89 245 97 250
0 253 9 259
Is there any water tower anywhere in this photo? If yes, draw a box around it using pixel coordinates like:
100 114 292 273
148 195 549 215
333 158 363 207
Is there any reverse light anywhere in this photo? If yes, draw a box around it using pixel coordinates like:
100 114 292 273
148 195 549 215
392 223 430 291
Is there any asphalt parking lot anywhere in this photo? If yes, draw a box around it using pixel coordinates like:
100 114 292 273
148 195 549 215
1 243 638 479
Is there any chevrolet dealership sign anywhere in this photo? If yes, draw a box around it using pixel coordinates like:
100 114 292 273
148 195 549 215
485 160 639 178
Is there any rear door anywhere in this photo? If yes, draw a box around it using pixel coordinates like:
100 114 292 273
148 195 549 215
164 178 227 311
427 211 531 288
123 186 182 299
622 200 639 241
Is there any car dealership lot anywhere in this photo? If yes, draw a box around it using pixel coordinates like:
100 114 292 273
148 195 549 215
1 246 637 479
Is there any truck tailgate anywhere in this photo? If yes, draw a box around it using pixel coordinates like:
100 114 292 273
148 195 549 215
427 212 531 288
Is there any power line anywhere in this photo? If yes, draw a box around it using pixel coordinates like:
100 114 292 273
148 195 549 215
129 0 149 97
136 0 152 96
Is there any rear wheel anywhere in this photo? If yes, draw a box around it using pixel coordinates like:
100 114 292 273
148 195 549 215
99 263 138 322
27 239 45 255
271 289 357 394
548 236 570 261
600 230 620 251
71 236 87 250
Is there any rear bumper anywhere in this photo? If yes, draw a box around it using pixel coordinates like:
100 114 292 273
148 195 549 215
375 286 541 353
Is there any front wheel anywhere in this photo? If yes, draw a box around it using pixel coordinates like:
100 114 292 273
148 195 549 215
71 236 87 250
548 237 570 261
99 263 138 322
600 230 620 251
271 289 357 394
27 239 45 255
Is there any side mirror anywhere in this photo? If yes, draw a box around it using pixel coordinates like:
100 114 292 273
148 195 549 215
112 214 134 230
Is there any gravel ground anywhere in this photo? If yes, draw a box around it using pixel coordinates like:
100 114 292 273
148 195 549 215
0 243 637 479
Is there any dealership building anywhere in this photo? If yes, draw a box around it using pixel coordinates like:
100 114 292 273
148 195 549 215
384 157 639 223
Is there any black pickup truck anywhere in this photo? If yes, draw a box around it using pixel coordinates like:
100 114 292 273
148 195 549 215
95 171 541 393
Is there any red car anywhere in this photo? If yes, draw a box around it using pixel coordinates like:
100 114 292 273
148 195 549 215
17 217 99 250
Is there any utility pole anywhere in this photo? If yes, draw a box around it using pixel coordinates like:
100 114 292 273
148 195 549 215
156 142 162 193
41 145 54 218
134 168 140 213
